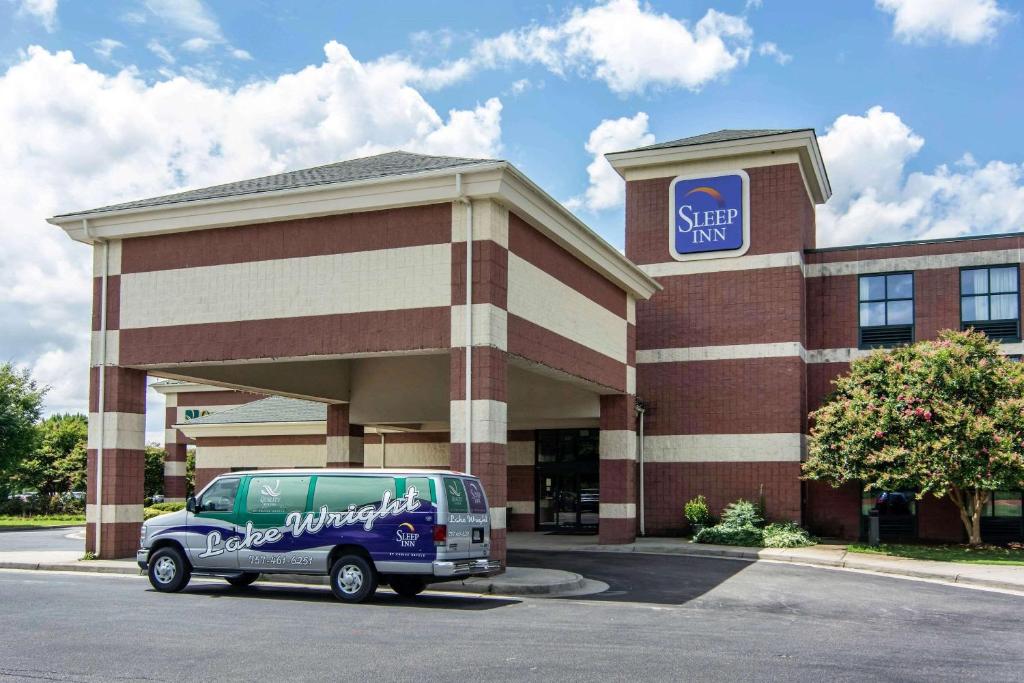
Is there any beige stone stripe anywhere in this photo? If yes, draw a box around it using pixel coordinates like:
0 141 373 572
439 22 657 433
806 248 1023 278
507 441 535 466
638 342 806 364
450 400 507 444
508 253 627 363
363 441 450 468
87 412 145 450
599 430 636 461
196 445 326 469
119 243 452 329
641 252 804 278
643 434 805 462
600 503 636 519
86 504 143 524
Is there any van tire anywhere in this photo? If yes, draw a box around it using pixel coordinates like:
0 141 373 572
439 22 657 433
147 546 191 593
226 572 259 588
389 576 426 598
329 555 377 603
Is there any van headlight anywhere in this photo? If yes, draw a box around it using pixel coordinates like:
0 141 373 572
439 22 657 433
139 524 148 545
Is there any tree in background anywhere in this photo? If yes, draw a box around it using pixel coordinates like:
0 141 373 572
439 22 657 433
145 445 166 498
805 330 1024 545
186 447 196 496
0 363 48 496
11 413 88 496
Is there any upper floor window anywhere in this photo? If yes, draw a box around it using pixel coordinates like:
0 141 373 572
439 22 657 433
961 266 1020 342
858 272 914 348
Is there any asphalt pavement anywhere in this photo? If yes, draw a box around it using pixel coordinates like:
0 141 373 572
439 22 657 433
2 548 1022 681
0 525 83 552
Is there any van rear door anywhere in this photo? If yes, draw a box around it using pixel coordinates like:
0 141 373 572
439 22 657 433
441 476 490 560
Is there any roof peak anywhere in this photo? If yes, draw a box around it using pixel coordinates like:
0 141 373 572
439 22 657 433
618 128 813 154
55 149 499 218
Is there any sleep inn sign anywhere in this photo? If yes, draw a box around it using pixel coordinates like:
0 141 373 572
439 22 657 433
669 170 750 261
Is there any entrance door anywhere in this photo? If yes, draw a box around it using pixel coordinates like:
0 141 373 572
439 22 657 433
534 429 600 532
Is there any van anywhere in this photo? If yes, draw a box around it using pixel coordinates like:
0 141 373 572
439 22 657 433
136 469 500 603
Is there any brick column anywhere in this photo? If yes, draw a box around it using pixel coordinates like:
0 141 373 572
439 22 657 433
326 403 364 467
450 199 509 564
87 366 147 558
599 394 637 544
162 391 187 502
506 431 536 531
450 347 508 563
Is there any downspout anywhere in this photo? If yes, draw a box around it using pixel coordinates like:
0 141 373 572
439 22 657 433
636 399 646 537
455 173 472 475
84 219 108 556
380 433 386 468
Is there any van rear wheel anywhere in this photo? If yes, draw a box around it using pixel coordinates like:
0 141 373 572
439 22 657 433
389 576 426 598
226 572 259 588
147 546 191 593
329 555 377 603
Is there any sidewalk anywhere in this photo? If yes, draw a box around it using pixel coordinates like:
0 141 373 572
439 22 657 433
0 550 597 597
508 532 1024 593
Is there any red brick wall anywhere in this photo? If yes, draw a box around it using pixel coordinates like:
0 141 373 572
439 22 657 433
644 462 802 535
804 480 861 539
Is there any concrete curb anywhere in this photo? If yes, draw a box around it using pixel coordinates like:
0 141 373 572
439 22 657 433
0 560 593 597
512 543 1024 594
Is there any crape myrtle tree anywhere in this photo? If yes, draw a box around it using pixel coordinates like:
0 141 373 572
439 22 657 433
805 330 1024 546
0 363 47 496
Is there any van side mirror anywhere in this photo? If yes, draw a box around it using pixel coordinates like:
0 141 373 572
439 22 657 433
186 496 197 513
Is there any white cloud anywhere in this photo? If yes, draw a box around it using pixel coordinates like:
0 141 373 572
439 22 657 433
746 0 764 9
91 38 124 60
875 0 1012 44
147 39 175 64
14 0 58 31
473 0 755 94
0 42 503 430
509 78 531 95
181 37 214 53
144 0 222 40
758 41 791 65
816 106 1024 246
230 48 253 61
568 112 654 212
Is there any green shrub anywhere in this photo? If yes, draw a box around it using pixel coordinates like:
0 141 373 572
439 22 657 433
144 502 184 520
693 523 764 546
719 499 763 528
762 522 816 548
684 495 712 527
148 502 185 512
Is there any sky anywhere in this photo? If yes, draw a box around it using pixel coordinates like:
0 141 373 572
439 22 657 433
1 0 1022 444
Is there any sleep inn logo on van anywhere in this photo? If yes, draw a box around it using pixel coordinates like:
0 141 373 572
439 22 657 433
669 171 750 261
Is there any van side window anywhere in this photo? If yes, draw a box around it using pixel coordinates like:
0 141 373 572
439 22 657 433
198 478 239 512
245 476 311 514
313 476 396 512
403 477 435 504
463 479 487 513
443 477 468 513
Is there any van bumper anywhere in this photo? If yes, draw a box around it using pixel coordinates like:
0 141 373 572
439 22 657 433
432 559 502 578
136 548 149 571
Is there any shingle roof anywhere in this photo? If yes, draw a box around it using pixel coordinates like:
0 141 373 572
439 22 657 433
182 396 326 425
58 151 498 217
618 128 812 153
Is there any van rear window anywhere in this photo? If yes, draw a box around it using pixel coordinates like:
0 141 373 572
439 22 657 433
443 477 468 512
246 476 310 514
463 478 488 513
313 476 396 511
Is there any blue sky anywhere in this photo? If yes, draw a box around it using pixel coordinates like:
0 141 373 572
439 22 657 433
0 0 1022 432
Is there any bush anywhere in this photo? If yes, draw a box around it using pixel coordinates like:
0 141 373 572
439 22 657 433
144 501 185 520
693 523 764 546
719 499 763 528
684 495 712 527
762 522 816 548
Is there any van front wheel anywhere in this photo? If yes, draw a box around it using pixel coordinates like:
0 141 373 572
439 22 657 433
147 546 191 593
329 555 377 603
389 576 426 598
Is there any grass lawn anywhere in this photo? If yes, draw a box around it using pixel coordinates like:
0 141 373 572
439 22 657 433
0 515 85 529
848 542 1024 566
